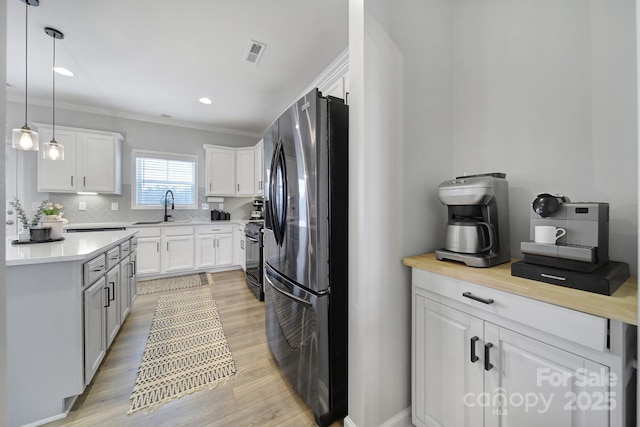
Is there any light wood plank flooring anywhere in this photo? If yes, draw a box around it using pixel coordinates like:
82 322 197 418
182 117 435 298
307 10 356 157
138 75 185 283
46 269 342 427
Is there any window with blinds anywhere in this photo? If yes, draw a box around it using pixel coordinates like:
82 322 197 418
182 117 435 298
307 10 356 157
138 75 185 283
132 150 198 209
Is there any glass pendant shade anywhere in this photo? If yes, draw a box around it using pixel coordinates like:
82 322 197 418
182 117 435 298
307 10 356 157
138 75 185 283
12 126 39 151
43 139 64 160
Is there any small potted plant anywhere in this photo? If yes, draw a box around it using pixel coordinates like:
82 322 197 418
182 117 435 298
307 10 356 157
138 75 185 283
9 198 47 242
41 201 64 239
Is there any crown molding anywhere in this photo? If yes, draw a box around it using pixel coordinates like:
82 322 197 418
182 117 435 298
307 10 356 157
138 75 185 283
5 95 262 138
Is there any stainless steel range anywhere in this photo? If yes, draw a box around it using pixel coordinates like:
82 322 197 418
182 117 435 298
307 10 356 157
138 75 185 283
244 221 264 300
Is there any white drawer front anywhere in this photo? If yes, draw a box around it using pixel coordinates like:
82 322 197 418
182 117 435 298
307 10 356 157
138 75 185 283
162 226 194 236
129 227 161 238
413 269 607 352
196 224 233 235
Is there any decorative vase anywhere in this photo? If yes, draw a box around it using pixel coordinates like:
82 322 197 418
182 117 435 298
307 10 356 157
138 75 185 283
18 228 30 242
41 215 63 240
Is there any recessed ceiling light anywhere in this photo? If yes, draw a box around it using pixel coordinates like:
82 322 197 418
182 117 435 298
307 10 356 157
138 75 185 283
53 66 74 76
199 97 212 105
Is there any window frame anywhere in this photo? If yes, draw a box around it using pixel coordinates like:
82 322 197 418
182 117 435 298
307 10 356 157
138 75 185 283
131 149 199 210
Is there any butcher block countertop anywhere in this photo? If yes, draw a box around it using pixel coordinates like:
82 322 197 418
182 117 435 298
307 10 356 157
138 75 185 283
403 253 638 326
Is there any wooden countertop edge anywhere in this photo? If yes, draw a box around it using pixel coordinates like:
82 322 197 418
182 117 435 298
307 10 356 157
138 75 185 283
403 253 638 326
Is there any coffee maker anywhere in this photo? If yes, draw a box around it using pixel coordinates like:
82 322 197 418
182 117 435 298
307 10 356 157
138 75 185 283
435 173 510 267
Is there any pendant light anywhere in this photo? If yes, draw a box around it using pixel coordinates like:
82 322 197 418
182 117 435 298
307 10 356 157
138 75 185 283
42 27 65 161
11 0 40 152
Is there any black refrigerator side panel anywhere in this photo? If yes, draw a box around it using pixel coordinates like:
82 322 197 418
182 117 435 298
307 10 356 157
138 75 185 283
326 96 349 420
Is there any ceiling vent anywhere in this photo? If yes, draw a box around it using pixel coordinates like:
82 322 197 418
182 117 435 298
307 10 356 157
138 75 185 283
244 40 266 64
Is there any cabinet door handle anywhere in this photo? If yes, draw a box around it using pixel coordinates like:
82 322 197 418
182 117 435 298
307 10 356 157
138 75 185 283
484 343 494 371
470 336 479 363
237 184 240 192
156 242 160 252
104 287 110 308
71 176 74 186
463 292 494 305
167 242 169 251
83 176 86 187
109 281 116 301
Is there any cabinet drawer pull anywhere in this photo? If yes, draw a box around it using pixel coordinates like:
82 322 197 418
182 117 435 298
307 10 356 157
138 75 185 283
470 336 479 363
484 343 494 371
92 265 106 272
462 292 494 305
541 273 567 281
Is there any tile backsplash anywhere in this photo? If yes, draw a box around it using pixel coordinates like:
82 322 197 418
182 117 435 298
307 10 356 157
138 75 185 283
50 185 256 224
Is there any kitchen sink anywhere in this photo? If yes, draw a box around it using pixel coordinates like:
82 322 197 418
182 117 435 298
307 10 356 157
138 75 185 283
131 221 162 225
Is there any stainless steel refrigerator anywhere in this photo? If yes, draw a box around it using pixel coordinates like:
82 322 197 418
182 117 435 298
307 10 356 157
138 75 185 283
263 88 348 427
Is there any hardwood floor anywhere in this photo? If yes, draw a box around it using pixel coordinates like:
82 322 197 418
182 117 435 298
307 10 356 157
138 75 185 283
46 269 342 427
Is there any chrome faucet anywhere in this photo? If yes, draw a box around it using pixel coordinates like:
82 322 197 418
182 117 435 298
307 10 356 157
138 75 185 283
163 190 174 222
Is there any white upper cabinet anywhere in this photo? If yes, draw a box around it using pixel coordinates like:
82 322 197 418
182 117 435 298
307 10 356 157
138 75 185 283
37 129 77 192
254 139 264 196
78 133 122 194
205 145 236 196
36 124 123 194
204 144 260 197
235 148 255 196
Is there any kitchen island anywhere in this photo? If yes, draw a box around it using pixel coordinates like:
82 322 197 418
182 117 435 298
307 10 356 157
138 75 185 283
6 230 137 427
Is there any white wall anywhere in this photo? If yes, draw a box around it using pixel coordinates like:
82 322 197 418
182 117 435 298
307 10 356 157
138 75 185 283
1 1 8 423
348 1 453 425
452 0 638 273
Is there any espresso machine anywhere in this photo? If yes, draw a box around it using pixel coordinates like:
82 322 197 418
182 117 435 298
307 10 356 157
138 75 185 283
435 173 510 267
512 194 629 295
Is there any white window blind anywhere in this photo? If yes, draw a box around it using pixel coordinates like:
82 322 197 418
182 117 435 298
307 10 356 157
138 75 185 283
132 150 197 209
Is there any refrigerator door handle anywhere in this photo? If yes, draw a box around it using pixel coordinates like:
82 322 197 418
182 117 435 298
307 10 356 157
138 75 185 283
265 267 312 308
269 137 288 246
268 139 280 244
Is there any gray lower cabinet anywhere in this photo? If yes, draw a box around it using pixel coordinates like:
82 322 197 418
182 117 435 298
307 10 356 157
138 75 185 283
105 266 121 348
83 237 138 386
83 276 107 385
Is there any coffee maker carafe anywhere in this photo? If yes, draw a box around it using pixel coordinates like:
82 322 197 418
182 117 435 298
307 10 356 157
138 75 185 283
435 173 510 267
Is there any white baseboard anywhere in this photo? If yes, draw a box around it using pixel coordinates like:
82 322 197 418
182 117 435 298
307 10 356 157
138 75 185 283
344 407 412 427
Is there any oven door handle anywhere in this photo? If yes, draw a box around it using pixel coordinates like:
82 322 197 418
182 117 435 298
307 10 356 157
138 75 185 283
245 236 260 243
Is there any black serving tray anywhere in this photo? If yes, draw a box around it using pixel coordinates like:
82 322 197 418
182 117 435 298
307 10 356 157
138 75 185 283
11 237 65 245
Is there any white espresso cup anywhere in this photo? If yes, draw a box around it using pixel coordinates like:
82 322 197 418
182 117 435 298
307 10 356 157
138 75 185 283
534 225 566 244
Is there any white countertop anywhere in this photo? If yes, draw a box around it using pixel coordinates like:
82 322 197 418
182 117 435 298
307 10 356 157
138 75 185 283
6 230 136 267
63 220 259 230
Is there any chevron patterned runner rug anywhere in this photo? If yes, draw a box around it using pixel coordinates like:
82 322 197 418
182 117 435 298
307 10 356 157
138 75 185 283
137 272 212 295
127 288 237 414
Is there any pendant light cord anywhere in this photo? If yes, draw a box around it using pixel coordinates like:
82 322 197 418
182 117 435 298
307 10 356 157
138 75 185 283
24 2 29 126
52 31 56 141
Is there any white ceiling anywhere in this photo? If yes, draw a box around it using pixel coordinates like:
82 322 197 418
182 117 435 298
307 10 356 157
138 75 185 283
5 0 349 136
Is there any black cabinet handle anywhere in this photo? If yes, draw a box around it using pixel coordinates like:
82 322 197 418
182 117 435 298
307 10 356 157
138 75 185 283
109 281 115 301
470 336 479 363
463 292 494 305
484 343 494 371
104 287 110 308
